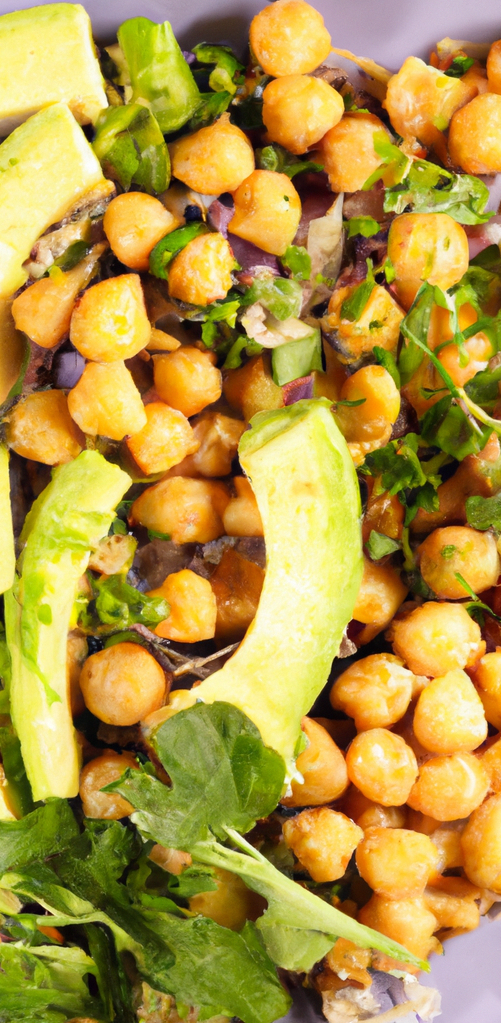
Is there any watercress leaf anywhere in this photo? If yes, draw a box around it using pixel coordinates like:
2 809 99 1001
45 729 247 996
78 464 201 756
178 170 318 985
465 492 501 531
0 943 102 1022
0 799 78 875
281 244 312 281
271 329 322 385
106 702 286 848
373 346 401 387
345 216 380 239
240 277 303 320
365 530 401 560
78 573 169 635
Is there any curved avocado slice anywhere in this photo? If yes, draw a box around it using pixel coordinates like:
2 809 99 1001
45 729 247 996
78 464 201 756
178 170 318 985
0 445 15 597
192 399 363 766
4 451 131 801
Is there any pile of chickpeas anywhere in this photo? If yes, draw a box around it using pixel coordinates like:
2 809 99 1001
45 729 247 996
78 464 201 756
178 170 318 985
6 0 501 983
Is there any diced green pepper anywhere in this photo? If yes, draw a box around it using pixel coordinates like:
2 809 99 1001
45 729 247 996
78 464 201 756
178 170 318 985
149 222 208 279
93 103 170 194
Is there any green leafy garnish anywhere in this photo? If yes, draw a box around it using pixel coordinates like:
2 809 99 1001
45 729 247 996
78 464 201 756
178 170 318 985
362 433 445 525
149 223 208 280
53 240 91 272
373 346 401 387
240 276 303 320
345 216 380 239
466 492 501 531
444 55 475 77
271 329 322 385
256 143 323 179
362 131 410 190
223 335 263 369
384 159 492 225
93 103 170 194
281 244 312 281
420 395 492 460
187 89 233 129
192 43 244 95
0 943 102 1022
78 573 169 635
340 260 376 322
365 530 401 560
0 800 78 875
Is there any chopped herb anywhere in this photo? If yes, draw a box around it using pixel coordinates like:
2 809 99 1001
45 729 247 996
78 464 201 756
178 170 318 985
365 530 401 560
78 573 169 635
281 244 312 281
188 90 233 129
256 143 323 179
192 42 244 96
340 260 376 321
345 216 380 239
373 346 401 387
441 544 457 559
465 492 501 531
149 222 208 280
383 158 492 225
224 335 263 369
444 54 475 77
362 131 410 191
147 529 172 541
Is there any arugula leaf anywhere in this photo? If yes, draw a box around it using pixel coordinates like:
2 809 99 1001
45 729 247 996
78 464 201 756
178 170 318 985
444 55 475 77
340 261 376 322
466 492 501 531
106 702 286 848
256 143 323 179
192 43 244 95
0 944 102 1023
78 572 169 635
281 244 312 281
0 800 78 875
271 329 322 385
240 276 303 320
149 223 208 280
365 530 401 560
383 159 492 225
345 216 380 239
420 395 492 460
373 346 401 387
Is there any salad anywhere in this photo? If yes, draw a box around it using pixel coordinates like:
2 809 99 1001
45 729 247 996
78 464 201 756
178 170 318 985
0 0 501 1020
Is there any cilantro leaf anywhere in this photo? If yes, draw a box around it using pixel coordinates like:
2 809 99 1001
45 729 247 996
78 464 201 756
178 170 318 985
281 244 312 281
256 143 323 179
365 530 401 560
0 800 78 875
0 944 102 1022
420 395 492 460
340 260 376 322
466 492 501 531
444 55 475 77
192 43 244 96
384 159 492 225
373 346 401 387
240 276 303 320
78 573 169 635
107 702 286 848
345 216 380 239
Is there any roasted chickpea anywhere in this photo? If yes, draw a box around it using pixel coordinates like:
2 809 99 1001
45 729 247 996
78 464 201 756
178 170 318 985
424 875 481 934
6 390 83 464
389 601 484 677
418 525 499 599
323 283 404 367
413 668 487 754
319 114 388 193
249 0 331 77
263 75 343 155
283 807 363 882
342 786 407 831
487 39 501 93
148 569 217 643
471 650 501 730
153 347 222 418
223 353 284 422
481 734 501 791
407 752 489 821
168 233 234 307
170 115 255 194
230 170 301 256
126 402 199 476
387 213 469 310
358 894 439 960
336 365 401 466
281 717 348 807
438 331 494 388
384 56 474 145
68 361 147 441
449 93 501 173
189 867 265 930
79 751 139 819
356 827 439 900
80 642 166 726
70 274 151 362
103 193 181 271
172 413 245 479
352 556 408 646
149 844 192 875
223 476 264 537
346 729 418 806
461 793 501 892
331 654 414 732
130 476 229 544
428 823 465 874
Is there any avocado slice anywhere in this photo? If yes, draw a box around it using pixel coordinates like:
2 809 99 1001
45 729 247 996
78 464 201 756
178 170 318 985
0 102 107 300
0 445 15 597
0 3 107 134
0 301 26 404
189 399 363 767
4 451 131 801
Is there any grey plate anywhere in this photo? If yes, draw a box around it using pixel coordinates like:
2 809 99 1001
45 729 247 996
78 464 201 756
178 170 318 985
1 0 501 1017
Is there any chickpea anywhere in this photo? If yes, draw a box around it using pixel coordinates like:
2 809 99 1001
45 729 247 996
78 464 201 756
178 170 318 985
68 360 147 441
487 39 501 93
481 734 501 791
384 56 475 145
461 793 501 892
283 807 363 882
126 402 199 476
6 390 83 464
281 717 348 807
70 274 151 362
413 668 487 755
170 115 255 195
230 170 301 257
336 365 401 466
428 824 465 874
323 283 404 367
153 347 222 418
449 93 501 174
356 827 439 900
223 353 284 422
148 569 217 643
319 114 388 194
352 556 408 646
79 751 139 819
80 642 166 726
346 729 418 806
172 413 245 479
342 786 407 831
149 844 192 875
418 526 499 600
223 476 264 538
438 331 493 388
130 476 229 544
389 601 484 677
424 876 481 934
331 654 414 732
407 752 489 821
168 233 234 307
103 193 181 271
262 75 343 155
88 533 137 576
471 650 501 730
190 867 265 930
387 213 469 311
249 0 331 77
358 894 439 961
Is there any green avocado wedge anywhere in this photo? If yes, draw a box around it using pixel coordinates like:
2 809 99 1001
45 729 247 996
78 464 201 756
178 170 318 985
0 445 15 596
189 399 363 768
4 451 131 801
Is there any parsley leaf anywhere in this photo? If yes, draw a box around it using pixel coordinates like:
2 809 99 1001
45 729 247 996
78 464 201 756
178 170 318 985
384 159 492 225
340 260 376 321
0 800 78 875
281 244 312 281
0 944 102 1022
466 492 501 531
365 530 401 560
345 216 380 239
373 346 401 387
78 573 169 635
256 143 323 179
444 55 475 77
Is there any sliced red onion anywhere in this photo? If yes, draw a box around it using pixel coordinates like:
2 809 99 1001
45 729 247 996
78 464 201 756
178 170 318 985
53 348 85 389
228 232 281 275
294 191 334 247
282 374 314 405
208 198 235 237
466 214 501 260
183 50 196 64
